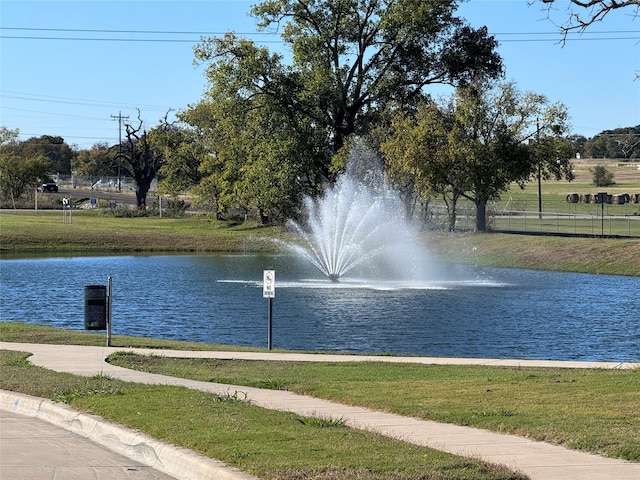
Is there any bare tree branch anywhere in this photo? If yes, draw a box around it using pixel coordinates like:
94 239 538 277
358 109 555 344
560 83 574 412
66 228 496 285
534 0 640 43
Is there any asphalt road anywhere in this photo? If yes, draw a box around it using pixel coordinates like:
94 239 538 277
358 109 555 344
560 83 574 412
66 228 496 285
1 409 177 480
57 188 138 206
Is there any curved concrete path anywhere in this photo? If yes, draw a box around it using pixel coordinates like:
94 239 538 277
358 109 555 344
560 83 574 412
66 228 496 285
1 342 638 480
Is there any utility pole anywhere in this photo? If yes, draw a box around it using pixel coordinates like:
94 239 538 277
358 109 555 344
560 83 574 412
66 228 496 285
536 117 543 220
111 112 129 192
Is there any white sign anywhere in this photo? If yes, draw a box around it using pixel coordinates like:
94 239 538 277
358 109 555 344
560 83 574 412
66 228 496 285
263 270 275 298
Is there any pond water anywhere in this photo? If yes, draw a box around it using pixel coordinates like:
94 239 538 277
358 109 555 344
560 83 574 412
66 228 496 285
0 255 638 362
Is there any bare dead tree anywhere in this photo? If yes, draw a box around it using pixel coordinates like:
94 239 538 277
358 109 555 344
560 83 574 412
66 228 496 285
122 109 164 209
615 134 640 158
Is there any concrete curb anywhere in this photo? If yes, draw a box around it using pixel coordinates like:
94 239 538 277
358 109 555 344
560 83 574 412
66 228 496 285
0 390 258 480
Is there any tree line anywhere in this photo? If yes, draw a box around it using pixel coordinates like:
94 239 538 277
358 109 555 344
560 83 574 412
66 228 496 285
1 0 637 231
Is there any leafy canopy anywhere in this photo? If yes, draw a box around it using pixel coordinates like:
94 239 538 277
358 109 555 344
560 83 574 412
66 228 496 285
190 0 502 180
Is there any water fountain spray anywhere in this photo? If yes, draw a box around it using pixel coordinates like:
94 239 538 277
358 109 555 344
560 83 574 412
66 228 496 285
287 140 423 282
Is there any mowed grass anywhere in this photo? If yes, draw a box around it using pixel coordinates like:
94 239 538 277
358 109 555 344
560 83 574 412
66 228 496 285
429 160 640 236
0 209 282 253
108 352 640 462
494 159 640 216
0 321 270 351
0 347 528 480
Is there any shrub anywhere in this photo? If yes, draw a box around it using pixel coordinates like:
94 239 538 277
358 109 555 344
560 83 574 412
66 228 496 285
590 164 615 187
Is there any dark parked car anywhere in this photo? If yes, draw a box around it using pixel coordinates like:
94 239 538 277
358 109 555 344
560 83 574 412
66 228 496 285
41 181 59 192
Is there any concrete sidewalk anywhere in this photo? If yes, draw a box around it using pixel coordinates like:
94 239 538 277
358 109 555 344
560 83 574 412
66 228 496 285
1 342 638 480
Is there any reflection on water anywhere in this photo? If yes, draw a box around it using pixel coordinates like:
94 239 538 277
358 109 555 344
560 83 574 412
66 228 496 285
0 254 638 362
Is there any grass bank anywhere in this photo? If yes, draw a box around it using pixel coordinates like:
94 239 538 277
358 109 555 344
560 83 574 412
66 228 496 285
426 232 640 276
2 210 639 276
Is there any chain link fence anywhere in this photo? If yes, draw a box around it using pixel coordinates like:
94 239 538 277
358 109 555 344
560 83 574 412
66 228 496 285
425 201 640 237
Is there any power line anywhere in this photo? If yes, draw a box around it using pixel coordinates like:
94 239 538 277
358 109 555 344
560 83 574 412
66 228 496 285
497 36 640 42
3 34 638 44
1 26 638 43
2 26 637 35
1 26 276 35
0 35 284 43
15 132 115 141
0 106 111 121
0 90 174 110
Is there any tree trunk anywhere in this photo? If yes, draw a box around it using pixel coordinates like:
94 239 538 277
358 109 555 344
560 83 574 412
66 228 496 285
136 177 152 209
475 198 487 232
445 190 461 232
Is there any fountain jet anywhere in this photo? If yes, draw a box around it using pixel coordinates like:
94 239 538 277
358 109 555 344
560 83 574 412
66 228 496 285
287 140 424 283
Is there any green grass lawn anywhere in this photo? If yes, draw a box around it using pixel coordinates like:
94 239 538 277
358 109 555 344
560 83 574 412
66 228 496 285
107 352 640 462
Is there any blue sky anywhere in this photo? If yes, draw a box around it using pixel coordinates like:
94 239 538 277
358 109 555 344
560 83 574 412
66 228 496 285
1 0 638 149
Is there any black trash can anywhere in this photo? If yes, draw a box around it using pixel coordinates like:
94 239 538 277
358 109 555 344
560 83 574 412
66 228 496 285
84 285 107 330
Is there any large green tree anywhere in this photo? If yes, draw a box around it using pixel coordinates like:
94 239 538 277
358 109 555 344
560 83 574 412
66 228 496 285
189 0 503 190
382 82 573 232
181 84 324 222
154 125 203 198
0 151 50 203
380 102 454 224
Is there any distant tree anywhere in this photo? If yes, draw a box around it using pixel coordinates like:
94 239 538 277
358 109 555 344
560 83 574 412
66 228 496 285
591 164 615 186
616 132 640 159
584 133 611 158
0 126 19 146
535 0 640 41
73 142 116 177
0 151 50 202
17 135 75 174
583 126 640 158
0 128 54 202
567 134 588 157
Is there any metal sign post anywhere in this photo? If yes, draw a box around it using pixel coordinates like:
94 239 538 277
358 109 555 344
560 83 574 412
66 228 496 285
62 197 72 224
597 192 607 236
263 270 275 350
107 276 113 347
